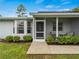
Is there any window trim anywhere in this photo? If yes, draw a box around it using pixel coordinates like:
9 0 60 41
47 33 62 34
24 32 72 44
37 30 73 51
14 20 27 35
17 20 24 34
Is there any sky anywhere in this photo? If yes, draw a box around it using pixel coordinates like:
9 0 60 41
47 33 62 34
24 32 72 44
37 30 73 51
0 0 79 17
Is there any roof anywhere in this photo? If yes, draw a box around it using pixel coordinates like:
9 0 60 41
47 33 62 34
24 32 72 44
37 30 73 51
30 11 79 17
38 11 79 13
0 17 33 20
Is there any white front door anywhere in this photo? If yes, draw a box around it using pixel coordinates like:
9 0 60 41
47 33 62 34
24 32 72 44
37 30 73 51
35 20 46 41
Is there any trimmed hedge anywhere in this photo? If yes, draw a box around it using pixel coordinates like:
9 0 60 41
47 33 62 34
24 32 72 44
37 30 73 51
13 36 20 42
71 36 79 44
46 35 79 45
5 36 14 42
58 36 79 44
5 36 20 42
5 35 33 42
23 36 32 42
57 36 72 44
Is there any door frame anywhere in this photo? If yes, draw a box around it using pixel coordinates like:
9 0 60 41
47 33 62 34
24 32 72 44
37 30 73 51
34 20 46 41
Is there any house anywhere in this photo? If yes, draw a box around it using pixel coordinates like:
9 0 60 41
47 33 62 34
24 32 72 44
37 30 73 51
0 11 79 42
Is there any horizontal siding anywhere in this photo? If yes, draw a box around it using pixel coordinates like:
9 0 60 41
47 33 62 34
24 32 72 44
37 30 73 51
0 21 14 38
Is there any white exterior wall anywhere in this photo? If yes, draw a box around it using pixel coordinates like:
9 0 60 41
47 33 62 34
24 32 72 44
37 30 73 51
71 19 79 35
0 20 33 39
59 18 71 34
0 21 14 38
0 17 79 40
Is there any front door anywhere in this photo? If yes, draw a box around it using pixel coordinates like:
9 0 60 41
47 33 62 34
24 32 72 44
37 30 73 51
35 20 45 41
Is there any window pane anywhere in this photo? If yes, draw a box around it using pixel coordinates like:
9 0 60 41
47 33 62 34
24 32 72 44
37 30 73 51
58 22 63 31
53 22 63 31
53 27 56 31
53 22 56 31
17 27 24 30
59 27 62 31
17 30 24 33
27 22 31 26
27 21 31 33
17 21 24 34
27 30 31 33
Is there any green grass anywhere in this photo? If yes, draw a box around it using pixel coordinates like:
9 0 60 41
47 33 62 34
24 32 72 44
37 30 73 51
0 42 31 59
0 42 79 59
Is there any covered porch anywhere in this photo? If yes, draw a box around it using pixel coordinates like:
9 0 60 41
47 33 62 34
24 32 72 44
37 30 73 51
32 12 79 41
46 17 79 37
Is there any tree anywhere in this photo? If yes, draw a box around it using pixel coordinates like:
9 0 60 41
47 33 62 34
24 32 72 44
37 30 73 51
0 15 2 17
16 4 26 17
72 7 79 12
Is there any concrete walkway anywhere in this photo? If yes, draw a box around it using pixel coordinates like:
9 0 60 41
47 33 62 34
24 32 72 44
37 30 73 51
27 42 79 54
27 42 51 54
49 45 79 54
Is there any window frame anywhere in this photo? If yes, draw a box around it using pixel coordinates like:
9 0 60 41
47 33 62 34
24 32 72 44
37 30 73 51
53 22 63 31
17 20 25 34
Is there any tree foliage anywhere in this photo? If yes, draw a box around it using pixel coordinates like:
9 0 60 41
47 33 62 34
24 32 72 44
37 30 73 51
0 14 2 17
16 4 26 17
72 7 79 12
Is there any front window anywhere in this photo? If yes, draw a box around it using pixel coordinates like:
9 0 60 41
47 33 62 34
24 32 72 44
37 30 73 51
27 21 31 33
17 21 24 34
53 22 63 31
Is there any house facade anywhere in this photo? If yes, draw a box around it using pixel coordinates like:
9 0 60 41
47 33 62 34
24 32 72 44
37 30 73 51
0 12 79 41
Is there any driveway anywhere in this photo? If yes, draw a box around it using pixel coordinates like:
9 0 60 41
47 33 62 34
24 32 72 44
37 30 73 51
27 42 79 54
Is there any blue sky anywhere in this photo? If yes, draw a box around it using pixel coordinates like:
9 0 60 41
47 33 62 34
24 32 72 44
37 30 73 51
0 0 79 17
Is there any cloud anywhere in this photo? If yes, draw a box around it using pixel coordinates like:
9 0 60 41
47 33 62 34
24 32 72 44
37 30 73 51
45 5 55 9
57 8 70 11
55 1 71 8
62 1 70 5
37 8 49 11
35 0 44 4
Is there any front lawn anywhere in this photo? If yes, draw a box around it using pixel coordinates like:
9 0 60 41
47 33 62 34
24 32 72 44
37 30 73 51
0 42 31 59
0 42 79 59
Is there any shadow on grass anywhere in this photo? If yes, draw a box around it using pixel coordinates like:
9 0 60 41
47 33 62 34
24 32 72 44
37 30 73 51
27 54 79 59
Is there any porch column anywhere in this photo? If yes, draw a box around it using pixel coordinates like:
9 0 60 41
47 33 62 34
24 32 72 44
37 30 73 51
14 20 17 35
44 17 46 39
56 17 59 37
24 21 27 35
32 17 35 41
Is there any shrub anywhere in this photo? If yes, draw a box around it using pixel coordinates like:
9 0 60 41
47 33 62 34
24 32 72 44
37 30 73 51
58 36 72 44
57 36 65 44
13 36 20 42
5 36 13 42
46 35 55 44
71 36 79 44
23 36 32 42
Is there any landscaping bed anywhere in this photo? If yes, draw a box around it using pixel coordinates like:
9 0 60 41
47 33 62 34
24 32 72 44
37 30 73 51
46 35 79 45
1 35 33 43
